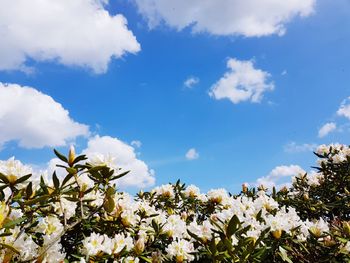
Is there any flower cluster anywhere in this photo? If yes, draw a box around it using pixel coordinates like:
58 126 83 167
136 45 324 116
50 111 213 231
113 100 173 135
0 145 350 262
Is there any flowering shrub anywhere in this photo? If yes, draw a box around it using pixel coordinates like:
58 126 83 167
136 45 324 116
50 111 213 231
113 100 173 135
0 144 350 262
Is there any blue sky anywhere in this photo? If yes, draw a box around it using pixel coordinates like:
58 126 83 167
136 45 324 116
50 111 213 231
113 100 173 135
0 0 350 193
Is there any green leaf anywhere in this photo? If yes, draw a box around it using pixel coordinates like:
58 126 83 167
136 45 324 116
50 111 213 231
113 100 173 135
226 215 240 237
103 196 115 213
15 173 32 185
110 170 130 181
53 171 60 189
66 167 77 175
139 256 152 263
72 154 87 165
54 149 68 163
2 217 26 229
26 182 33 198
40 175 48 194
0 243 20 254
61 172 75 188
24 195 50 205
0 232 12 237
0 172 9 184
106 186 115 196
209 237 217 255
151 219 159 233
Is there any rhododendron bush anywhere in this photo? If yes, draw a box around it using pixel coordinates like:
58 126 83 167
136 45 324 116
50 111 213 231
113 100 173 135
0 144 350 262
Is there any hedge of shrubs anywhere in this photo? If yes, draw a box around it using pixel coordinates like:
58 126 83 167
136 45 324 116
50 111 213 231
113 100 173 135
0 144 350 262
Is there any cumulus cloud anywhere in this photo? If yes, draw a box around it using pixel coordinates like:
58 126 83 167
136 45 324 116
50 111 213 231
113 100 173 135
0 0 140 73
337 97 350 120
209 58 274 104
185 148 199 160
0 82 89 149
184 76 199 89
318 122 337 138
134 0 315 37
256 165 305 189
284 142 317 153
83 135 155 188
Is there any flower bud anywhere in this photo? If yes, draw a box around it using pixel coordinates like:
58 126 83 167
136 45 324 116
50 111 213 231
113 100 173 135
134 237 145 255
242 183 248 193
176 255 184 263
272 229 282 239
0 201 9 228
303 193 309 201
68 145 75 166
343 221 350 237
324 235 336 247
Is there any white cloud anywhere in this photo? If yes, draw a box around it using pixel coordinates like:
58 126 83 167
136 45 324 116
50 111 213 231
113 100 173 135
83 135 155 188
0 0 140 73
284 142 317 153
281 70 288 76
337 97 350 120
131 140 142 148
318 122 337 138
134 0 315 37
0 82 89 149
209 58 274 104
256 165 305 189
184 76 199 89
185 148 199 160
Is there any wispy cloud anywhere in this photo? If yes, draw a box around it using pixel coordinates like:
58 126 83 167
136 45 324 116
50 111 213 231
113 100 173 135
318 122 337 138
284 142 317 153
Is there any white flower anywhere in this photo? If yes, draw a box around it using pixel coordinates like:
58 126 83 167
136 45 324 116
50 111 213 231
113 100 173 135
111 233 134 254
332 153 346 163
316 144 329 155
9 227 38 261
0 157 32 187
88 153 117 169
153 184 174 198
84 190 104 207
166 239 195 262
121 208 140 227
77 173 95 191
309 218 329 237
207 188 229 205
37 215 64 238
82 232 105 256
184 185 200 198
307 172 324 186
52 197 77 219
188 220 213 241
163 215 186 238
41 237 66 263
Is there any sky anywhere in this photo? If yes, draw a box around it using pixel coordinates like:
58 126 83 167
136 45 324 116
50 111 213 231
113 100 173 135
0 0 350 193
